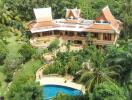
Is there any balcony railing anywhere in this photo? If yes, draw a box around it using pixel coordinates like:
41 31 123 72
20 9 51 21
92 38 115 45
62 35 87 40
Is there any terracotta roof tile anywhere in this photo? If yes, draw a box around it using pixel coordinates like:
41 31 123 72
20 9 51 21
29 21 56 29
28 6 122 34
96 6 122 33
89 24 113 30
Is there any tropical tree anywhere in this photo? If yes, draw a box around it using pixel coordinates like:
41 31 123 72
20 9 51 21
79 46 120 92
105 40 132 99
92 81 127 100
120 0 132 40
18 43 36 62
7 76 43 100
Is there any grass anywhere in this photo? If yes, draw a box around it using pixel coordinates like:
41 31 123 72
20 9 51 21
0 32 22 95
6 33 22 58
0 32 43 97
13 59 43 81
0 33 22 96
3 59 43 99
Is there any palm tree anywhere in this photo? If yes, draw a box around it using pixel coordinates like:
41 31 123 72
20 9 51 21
106 40 132 84
79 64 119 92
65 41 72 52
65 56 75 75
78 46 120 93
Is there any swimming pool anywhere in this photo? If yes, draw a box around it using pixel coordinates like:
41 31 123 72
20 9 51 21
43 85 82 99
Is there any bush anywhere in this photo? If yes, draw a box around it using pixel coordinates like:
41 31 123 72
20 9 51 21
7 76 43 100
4 57 24 83
0 81 1 87
32 48 44 60
18 44 35 62
48 39 60 52
4 73 13 83
92 81 127 100
0 40 8 65
53 93 88 100
14 32 19 36
43 61 65 75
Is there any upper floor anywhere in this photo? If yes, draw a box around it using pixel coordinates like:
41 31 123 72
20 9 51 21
28 6 122 35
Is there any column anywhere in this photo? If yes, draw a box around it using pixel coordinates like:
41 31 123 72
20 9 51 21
99 33 103 40
111 34 115 41
52 31 54 35
40 32 43 37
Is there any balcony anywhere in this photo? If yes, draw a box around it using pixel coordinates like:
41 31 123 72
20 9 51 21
62 35 87 40
92 38 115 45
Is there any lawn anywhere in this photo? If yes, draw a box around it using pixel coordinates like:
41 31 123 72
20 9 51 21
0 32 22 95
0 33 22 95
13 59 43 82
0 32 43 96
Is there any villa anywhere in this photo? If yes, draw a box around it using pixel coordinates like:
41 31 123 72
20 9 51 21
28 6 122 48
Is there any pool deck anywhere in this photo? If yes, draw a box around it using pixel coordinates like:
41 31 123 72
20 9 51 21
37 76 85 94
36 64 85 94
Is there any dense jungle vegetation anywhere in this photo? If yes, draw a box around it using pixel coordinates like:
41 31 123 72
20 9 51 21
0 0 132 100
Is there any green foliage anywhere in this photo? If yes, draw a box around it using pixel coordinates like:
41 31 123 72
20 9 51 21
5 59 43 99
4 73 13 83
106 40 132 84
53 93 88 100
43 51 83 76
32 48 44 60
7 76 42 100
4 56 24 83
92 81 127 100
48 39 60 52
0 24 11 43
0 40 8 64
0 81 2 87
18 43 35 61
0 0 131 99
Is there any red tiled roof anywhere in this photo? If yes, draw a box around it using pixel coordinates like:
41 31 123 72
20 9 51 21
28 6 122 34
63 19 83 23
89 24 113 30
96 6 122 33
28 21 56 28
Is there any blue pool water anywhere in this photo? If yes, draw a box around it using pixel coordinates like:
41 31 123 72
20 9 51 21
43 85 82 99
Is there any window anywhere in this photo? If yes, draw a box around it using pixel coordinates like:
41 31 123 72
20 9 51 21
96 20 109 24
74 40 82 44
68 40 73 43
77 32 86 37
103 34 111 41
54 31 60 35
66 31 74 36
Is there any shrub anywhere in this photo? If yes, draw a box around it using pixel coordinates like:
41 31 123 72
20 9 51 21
18 44 35 62
0 40 8 65
4 57 24 83
0 81 1 87
14 32 19 36
32 48 44 60
48 39 60 52
92 81 127 100
4 73 13 83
